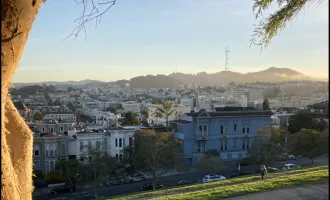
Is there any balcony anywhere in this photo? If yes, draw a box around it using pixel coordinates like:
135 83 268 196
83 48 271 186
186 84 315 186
196 136 208 140
196 132 208 140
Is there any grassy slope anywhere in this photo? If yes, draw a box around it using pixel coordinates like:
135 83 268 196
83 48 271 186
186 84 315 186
103 165 329 200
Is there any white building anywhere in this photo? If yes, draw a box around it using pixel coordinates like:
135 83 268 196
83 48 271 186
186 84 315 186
43 112 76 122
121 101 141 114
147 103 190 125
68 128 135 163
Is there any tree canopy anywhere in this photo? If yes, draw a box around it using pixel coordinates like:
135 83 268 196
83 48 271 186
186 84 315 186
251 0 326 48
289 128 328 163
288 113 328 133
196 149 224 175
122 111 141 126
248 126 285 165
123 129 187 189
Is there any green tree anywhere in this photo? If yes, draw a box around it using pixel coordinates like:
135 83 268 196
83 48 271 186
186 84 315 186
83 145 118 197
125 129 187 189
122 111 141 126
289 129 327 164
45 171 65 184
67 102 75 112
262 98 270 110
55 159 80 185
196 149 224 175
247 126 285 166
157 101 175 129
288 113 327 133
32 169 44 182
251 0 326 48
105 106 117 114
33 112 43 121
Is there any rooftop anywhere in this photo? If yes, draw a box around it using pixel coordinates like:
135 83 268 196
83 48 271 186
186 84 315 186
186 108 273 118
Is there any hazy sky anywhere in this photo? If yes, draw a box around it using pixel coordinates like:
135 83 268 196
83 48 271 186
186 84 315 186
13 0 328 83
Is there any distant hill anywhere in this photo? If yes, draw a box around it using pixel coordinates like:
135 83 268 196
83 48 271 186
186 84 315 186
168 67 311 85
13 67 314 89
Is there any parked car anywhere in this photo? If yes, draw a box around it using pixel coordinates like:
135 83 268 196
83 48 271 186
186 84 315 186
107 177 125 186
177 180 194 186
50 185 76 195
140 183 165 191
256 167 280 173
80 193 96 200
202 175 226 183
125 173 147 183
282 164 301 170
230 171 253 178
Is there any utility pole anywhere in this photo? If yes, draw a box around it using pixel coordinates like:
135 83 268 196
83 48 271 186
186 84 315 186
285 120 289 152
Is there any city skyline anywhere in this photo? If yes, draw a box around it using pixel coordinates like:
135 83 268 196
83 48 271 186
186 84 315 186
13 0 329 83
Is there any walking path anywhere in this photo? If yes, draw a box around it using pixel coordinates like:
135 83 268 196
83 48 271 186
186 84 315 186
225 183 329 200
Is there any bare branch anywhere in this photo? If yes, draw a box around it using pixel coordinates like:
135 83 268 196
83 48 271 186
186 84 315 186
64 0 116 41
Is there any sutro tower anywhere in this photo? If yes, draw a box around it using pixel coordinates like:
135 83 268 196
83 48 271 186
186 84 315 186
225 46 230 71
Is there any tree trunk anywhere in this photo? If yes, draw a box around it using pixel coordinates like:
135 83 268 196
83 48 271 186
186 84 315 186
309 156 315 164
152 170 156 190
1 1 44 200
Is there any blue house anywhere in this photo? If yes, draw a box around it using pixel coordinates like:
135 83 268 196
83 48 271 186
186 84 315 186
171 107 272 166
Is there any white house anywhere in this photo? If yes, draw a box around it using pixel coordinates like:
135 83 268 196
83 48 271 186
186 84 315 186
43 112 76 122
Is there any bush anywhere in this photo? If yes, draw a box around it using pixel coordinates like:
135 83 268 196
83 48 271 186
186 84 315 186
33 169 44 182
45 171 65 184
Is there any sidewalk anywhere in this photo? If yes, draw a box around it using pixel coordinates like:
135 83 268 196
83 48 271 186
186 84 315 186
225 183 329 200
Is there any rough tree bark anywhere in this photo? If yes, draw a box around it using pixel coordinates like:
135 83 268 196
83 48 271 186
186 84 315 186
1 0 44 200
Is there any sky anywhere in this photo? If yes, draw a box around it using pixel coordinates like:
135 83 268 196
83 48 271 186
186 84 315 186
13 0 329 83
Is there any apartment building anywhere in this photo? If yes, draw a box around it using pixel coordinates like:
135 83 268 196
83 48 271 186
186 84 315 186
171 108 272 166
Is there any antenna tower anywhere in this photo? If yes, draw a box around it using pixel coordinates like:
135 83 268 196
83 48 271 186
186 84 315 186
225 46 230 71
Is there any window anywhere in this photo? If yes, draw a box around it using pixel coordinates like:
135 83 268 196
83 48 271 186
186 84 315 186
115 138 118 147
199 125 203 132
234 124 237 131
119 138 122 147
54 144 57 156
247 127 250 133
242 138 246 149
45 145 49 156
233 138 237 147
61 143 66 155
242 127 245 133
42 128 45 132
129 137 132 147
80 142 83 151
224 139 227 150
34 160 40 169
80 156 84 162
61 127 63 131
49 145 54 156
88 156 93 161
220 140 224 151
34 145 40 156
48 128 51 132
220 125 223 134
246 138 250 149
45 161 49 173
122 138 125 146
203 125 207 132
88 141 92 151
50 161 55 172
115 154 119 162
119 154 123 162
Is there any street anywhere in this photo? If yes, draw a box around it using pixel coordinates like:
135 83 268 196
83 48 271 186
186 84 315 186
34 156 328 200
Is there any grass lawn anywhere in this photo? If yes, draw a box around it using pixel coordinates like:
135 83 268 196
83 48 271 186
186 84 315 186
101 165 328 200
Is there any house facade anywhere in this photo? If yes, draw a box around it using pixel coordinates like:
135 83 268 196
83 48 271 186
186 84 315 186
171 108 272 166
33 134 70 174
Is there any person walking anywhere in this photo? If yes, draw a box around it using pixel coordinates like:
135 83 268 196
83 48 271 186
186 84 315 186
260 165 267 180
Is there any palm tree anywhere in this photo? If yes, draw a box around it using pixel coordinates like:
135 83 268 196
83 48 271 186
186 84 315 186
157 101 175 129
